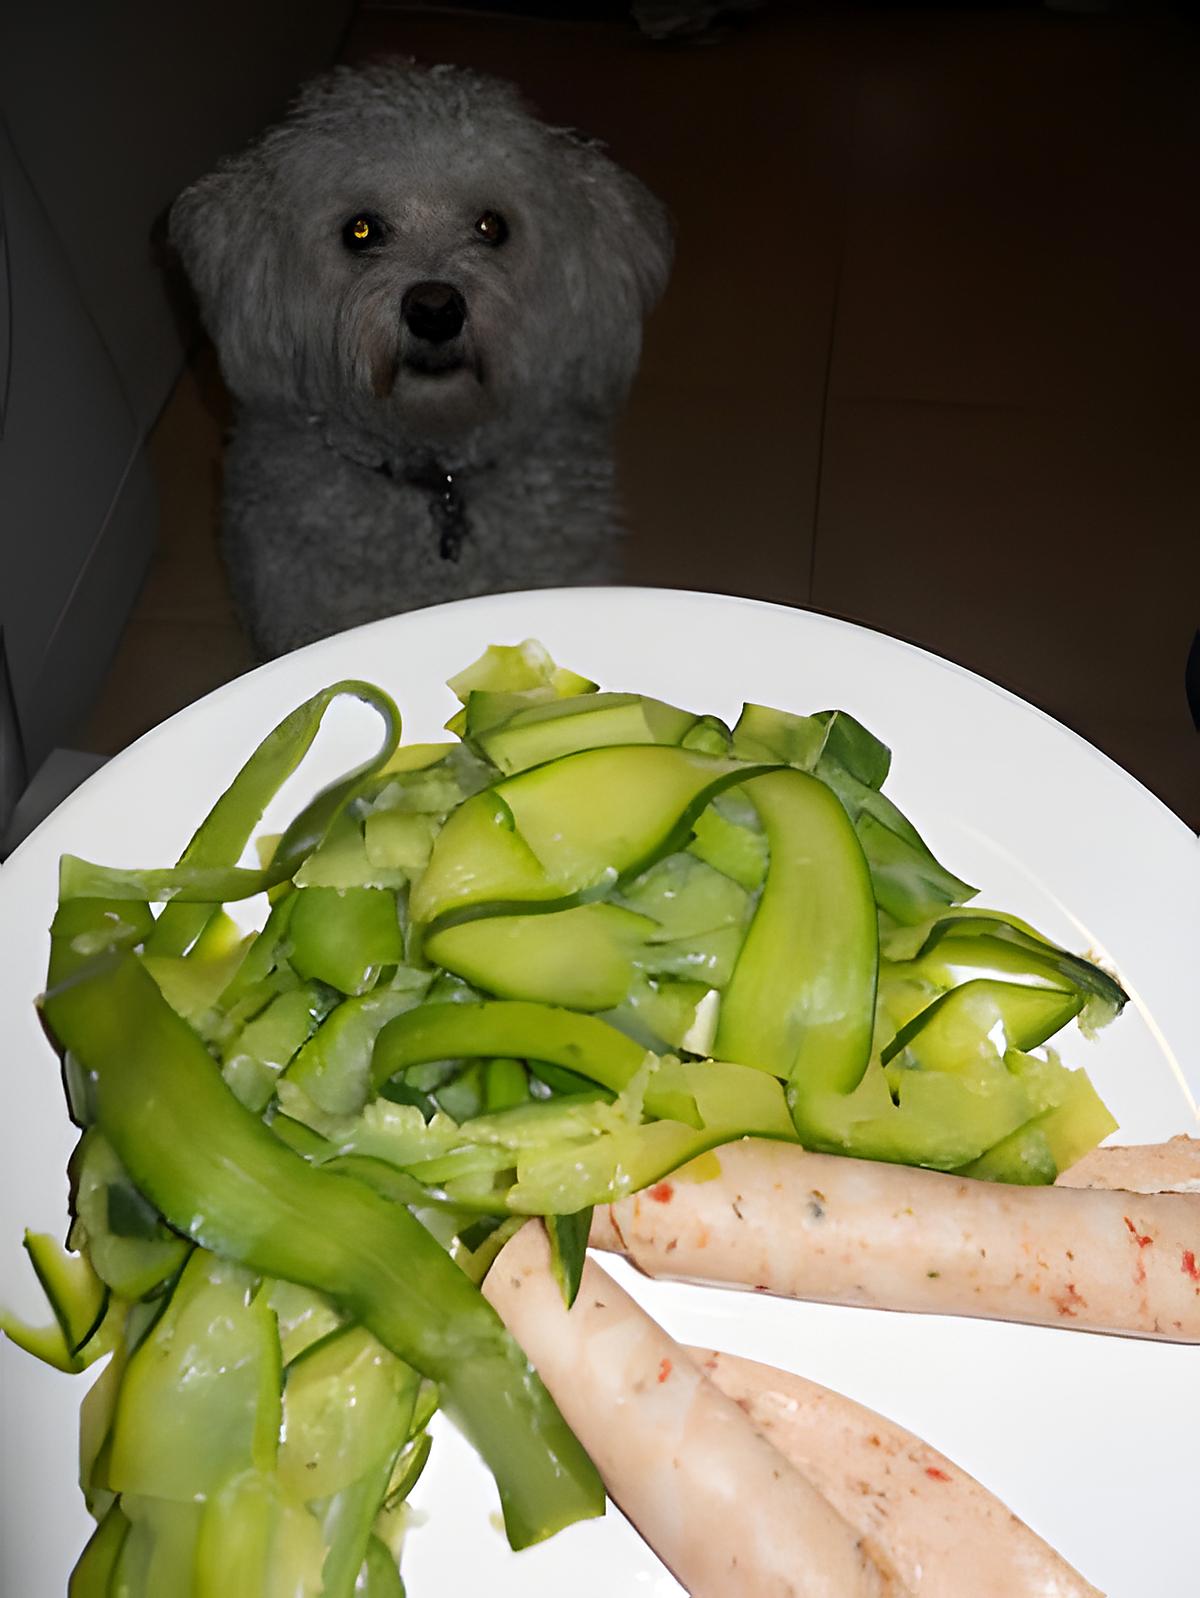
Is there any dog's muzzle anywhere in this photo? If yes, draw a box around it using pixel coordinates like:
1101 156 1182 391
402 281 467 345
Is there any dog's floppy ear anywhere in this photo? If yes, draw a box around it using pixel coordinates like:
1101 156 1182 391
168 149 290 406
556 131 674 410
170 156 257 328
566 130 674 312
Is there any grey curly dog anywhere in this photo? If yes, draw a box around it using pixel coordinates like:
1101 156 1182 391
170 59 673 660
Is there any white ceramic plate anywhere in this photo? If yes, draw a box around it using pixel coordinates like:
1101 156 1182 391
1 588 1196 1597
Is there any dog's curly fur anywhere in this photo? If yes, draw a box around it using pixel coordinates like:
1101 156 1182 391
170 60 672 659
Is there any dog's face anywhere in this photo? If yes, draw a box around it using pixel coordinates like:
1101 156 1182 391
171 62 673 453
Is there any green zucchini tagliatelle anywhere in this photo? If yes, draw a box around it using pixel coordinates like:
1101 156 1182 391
3 640 1128 1595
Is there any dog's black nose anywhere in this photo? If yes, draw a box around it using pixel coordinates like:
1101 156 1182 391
402 281 467 344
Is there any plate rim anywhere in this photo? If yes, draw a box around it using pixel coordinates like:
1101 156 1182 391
2 586 1196 1597
5 587 1194 875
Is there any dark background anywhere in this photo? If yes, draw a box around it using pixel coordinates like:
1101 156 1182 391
2 1 1197 828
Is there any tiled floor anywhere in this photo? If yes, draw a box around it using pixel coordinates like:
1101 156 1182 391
84 3 1198 823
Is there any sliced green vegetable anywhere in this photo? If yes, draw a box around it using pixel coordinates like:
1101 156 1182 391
545 1212 592 1309
456 1217 525 1284
811 708 891 789
607 973 720 1054
447 639 597 707
957 1125 1059 1185
216 891 298 1013
791 983 1088 1170
364 810 440 873
411 745 769 925
1011 1050 1120 1171
221 985 333 1113
475 692 701 774
317 1448 404 1598
23 1230 108 1354
109 1250 281 1500
637 924 745 987
279 1327 417 1501
372 999 698 1126
365 744 492 817
58 681 402 934
854 810 977 926
360 1534 407 1597
284 974 430 1116
41 950 605 1550
731 702 829 769
48 898 157 989
376 742 458 775
112 1494 204 1598
956 1049 1119 1182
80 1341 125 1515
484 1057 529 1112
732 701 976 923
905 912 1127 1022
446 640 598 742
880 979 1083 1067
717 769 878 1085
294 811 407 891
789 1056 1032 1170
288 887 404 996
508 1058 796 1214
267 1278 344 1365
385 1427 434 1508
68 1129 190 1301
0 1231 115 1375
69 1502 130 1597
141 937 249 1025
425 902 658 1012
194 1470 276 1598
617 850 750 940
687 802 768 890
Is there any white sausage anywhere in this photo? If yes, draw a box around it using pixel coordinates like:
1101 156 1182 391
1057 1136 1200 1194
589 1140 1200 1341
696 1348 1102 1598
483 1222 906 1597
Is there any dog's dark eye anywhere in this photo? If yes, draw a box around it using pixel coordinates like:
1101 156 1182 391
474 210 508 246
342 213 385 252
